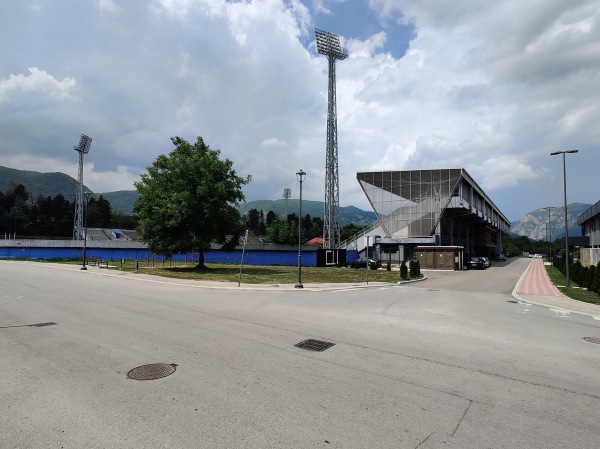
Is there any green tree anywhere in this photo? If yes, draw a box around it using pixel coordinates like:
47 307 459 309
340 223 365 241
246 208 260 229
134 136 251 267
0 184 31 236
96 195 113 227
310 216 324 239
265 210 277 226
86 197 101 228
265 217 297 244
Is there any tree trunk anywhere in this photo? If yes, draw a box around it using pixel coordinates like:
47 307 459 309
196 249 206 269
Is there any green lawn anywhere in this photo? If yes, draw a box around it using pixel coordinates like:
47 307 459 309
112 260 419 285
545 265 600 305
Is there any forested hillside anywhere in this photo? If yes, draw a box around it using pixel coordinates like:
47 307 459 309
239 199 377 228
0 166 86 201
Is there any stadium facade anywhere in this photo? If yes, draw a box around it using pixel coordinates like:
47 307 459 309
346 168 511 269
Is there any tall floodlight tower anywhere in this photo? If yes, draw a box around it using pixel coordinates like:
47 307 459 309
73 134 92 240
315 28 347 249
283 188 292 217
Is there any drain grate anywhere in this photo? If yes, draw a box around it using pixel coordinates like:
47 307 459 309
583 337 600 344
127 363 177 380
295 339 335 352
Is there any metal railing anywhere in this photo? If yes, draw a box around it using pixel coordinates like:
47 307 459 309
338 221 381 250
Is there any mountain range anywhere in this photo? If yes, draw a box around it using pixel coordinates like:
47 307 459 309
509 203 589 240
0 165 592 238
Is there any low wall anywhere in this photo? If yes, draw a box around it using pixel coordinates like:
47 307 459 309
580 248 600 267
0 239 359 267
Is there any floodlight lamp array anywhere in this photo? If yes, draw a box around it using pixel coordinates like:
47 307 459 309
75 134 92 154
315 28 348 60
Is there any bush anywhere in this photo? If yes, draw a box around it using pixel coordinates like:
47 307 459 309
593 264 600 294
586 265 597 292
571 260 583 285
386 262 391 271
400 261 408 280
409 259 421 278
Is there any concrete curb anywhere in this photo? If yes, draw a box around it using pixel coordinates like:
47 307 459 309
12 260 425 292
512 271 600 319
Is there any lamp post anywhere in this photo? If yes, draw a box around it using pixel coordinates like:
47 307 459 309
550 150 578 287
544 207 555 265
81 191 91 270
295 170 306 288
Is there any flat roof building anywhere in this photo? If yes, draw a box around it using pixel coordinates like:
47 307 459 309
577 200 600 266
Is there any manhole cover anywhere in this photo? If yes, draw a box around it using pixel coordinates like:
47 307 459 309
295 339 335 352
583 337 600 344
127 363 177 380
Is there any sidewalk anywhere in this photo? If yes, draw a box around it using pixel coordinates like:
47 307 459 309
513 258 600 317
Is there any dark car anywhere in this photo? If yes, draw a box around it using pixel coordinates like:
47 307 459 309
467 256 485 270
348 257 381 270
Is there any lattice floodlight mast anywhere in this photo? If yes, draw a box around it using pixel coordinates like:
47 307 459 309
283 188 292 217
73 134 92 240
316 28 347 249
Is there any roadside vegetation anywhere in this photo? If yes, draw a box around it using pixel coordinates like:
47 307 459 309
545 264 600 305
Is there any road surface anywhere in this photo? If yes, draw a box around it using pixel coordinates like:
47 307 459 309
1 260 599 448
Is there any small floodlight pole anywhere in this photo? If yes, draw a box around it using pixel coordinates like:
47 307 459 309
295 170 306 289
550 150 578 287
316 28 347 250
73 134 92 240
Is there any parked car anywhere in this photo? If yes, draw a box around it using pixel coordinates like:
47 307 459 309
481 257 491 268
347 257 381 270
467 256 485 270
496 253 506 261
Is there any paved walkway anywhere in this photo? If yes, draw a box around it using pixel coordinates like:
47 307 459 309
513 258 600 317
515 258 563 296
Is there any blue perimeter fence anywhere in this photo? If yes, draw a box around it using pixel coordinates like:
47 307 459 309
0 244 359 267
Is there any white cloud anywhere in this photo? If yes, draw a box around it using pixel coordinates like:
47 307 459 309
473 157 539 190
0 0 597 221
96 0 119 15
261 138 290 150
0 68 77 102
346 32 387 57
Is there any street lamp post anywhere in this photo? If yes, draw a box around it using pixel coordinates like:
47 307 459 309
544 206 555 265
550 150 578 287
295 170 306 289
81 191 91 270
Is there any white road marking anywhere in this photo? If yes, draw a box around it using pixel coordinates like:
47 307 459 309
550 308 570 318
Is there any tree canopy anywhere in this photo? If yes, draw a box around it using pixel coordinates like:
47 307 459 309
134 136 251 264
0 183 133 238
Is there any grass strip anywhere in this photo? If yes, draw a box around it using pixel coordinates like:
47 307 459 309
545 265 600 305
117 260 419 285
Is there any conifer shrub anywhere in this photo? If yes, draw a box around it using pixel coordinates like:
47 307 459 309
400 261 408 280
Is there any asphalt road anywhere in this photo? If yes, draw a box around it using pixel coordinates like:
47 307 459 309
1 260 599 448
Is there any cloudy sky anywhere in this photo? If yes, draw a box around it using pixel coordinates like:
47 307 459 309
1 0 598 221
